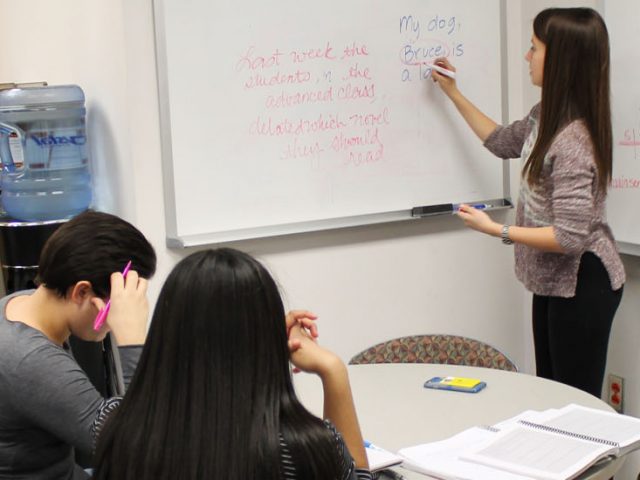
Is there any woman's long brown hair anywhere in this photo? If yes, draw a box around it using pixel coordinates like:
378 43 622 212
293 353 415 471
523 8 612 194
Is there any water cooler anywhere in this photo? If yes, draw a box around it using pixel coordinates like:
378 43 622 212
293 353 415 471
0 84 118 467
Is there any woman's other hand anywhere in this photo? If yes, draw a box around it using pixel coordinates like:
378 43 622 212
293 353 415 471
456 204 501 237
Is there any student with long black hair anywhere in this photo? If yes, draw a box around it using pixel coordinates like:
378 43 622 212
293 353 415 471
431 7 625 397
93 248 372 480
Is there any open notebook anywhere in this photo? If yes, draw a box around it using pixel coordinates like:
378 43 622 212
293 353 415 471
400 404 640 480
399 426 535 480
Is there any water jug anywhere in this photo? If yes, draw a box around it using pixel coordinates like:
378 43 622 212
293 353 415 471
0 84 92 221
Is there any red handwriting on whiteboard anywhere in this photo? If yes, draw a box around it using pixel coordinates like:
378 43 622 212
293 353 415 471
619 129 640 146
337 83 376 101
611 176 640 189
244 70 311 89
341 42 369 59
290 42 336 63
265 87 334 109
349 108 390 127
331 128 382 152
249 113 347 136
234 40 386 167
345 63 371 80
281 137 324 160
345 144 385 166
330 127 385 167
235 46 284 71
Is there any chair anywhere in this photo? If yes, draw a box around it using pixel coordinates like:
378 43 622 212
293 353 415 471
348 334 518 372
68 333 124 468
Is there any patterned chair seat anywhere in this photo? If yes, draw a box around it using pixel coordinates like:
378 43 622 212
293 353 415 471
348 334 517 372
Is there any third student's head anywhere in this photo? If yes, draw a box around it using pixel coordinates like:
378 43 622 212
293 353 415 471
143 248 291 386
528 7 609 97
36 210 157 339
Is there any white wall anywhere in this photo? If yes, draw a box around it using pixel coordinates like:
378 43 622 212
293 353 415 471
609 254 640 479
4 2 639 477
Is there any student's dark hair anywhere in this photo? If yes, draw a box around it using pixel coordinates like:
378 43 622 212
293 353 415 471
524 7 612 193
36 210 156 298
93 248 341 480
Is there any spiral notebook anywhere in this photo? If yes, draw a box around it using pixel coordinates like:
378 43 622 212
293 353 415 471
460 404 640 480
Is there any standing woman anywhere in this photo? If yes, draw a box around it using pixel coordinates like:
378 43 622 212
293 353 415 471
431 8 625 397
92 248 371 480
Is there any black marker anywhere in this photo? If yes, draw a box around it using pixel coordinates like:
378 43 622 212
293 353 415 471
453 203 492 211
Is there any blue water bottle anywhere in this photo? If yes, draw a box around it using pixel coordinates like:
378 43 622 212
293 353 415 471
0 84 92 221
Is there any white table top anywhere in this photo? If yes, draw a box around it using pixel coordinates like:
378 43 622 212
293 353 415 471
293 363 622 480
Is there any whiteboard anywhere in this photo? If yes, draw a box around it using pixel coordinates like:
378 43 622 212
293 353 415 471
606 0 640 255
153 0 509 247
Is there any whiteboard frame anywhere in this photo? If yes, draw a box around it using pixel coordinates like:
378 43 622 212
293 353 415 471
153 0 510 248
617 242 640 257
602 0 640 255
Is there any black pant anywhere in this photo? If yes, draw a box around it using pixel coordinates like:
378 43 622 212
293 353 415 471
532 252 623 398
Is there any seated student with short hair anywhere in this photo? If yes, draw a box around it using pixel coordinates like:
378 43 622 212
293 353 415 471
93 248 372 480
0 211 156 480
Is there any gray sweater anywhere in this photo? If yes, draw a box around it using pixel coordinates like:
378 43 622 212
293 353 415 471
485 104 625 297
0 291 141 479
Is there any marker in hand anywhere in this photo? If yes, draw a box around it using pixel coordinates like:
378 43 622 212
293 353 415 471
429 62 456 79
93 260 132 331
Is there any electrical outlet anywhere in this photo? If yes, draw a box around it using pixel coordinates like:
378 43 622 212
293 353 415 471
608 373 624 413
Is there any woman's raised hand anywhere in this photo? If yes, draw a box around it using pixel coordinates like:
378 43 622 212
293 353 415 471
431 57 458 96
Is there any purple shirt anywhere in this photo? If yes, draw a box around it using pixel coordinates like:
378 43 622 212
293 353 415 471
484 104 625 297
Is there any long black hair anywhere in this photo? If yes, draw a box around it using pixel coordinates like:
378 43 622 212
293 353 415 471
93 248 341 479
523 7 612 193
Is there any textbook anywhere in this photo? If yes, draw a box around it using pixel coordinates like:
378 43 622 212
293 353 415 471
462 404 640 479
399 404 640 480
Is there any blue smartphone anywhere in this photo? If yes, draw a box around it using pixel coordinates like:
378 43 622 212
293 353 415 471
423 376 487 393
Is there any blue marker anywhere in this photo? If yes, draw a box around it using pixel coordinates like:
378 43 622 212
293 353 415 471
453 203 492 212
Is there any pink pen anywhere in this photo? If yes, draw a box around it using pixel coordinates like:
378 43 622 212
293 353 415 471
93 260 132 331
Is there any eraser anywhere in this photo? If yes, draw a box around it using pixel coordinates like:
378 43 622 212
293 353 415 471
411 204 454 217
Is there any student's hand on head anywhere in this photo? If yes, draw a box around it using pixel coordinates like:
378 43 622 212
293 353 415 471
92 269 149 346
456 204 500 236
288 324 341 378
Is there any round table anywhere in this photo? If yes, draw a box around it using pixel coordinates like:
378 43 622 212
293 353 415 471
293 363 622 479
